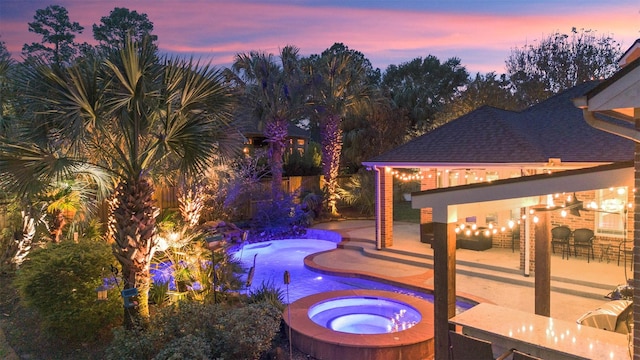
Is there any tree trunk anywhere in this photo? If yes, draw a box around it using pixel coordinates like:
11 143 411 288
111 177 158 329
11 210 40 268
265 117 288 201
49 209 66 243
178 181 204 228
321 113 343 216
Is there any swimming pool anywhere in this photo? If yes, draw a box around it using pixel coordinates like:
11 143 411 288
234 238 475 312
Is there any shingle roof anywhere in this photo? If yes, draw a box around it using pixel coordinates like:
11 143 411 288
365 81 634 165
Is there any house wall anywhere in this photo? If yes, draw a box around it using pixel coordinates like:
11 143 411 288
513 189 635 273
547 190 633 262
430 165 634 273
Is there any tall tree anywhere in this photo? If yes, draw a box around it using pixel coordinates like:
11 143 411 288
432 72 519 128
93 7 157 52
382 55 468 134
4 37 239 328
232 46 304 201
506 27 622 107
342 92 409 171
22 5 84 66
0 39 15 136
305 43 373 216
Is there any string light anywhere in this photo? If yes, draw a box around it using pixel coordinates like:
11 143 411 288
447 187 638 241
391 169 425 182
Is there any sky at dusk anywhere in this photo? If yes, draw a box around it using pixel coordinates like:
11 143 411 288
0 0 639 74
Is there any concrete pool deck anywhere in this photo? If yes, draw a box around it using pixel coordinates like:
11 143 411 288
308 220 630 324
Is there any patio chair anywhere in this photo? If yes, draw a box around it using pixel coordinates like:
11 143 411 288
572 228 595 263
449 330 513 360
617 239 633 269
551 226 572 259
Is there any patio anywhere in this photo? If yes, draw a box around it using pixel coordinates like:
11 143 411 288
309 220 630 325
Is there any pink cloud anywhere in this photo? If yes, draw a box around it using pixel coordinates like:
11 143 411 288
1 1 637 74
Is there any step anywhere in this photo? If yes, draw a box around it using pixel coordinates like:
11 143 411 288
338 239 615 301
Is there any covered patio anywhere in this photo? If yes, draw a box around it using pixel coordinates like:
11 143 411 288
412 161 634 358
359 39 640 359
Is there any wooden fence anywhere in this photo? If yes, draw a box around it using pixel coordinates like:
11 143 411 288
147 175 323 221
1 175 334 234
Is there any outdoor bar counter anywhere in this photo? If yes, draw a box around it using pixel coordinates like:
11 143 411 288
449 303 630 359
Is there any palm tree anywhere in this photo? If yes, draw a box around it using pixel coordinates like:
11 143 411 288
305 48 372 216
231 46 304 201
4 37 239 328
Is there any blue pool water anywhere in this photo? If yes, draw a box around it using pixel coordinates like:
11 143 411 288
234 239 475 313
308 296 422 334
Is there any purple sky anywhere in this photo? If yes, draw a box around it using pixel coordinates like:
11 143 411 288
1 1 638 74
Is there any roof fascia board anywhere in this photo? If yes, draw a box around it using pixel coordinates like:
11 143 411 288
585 65 640 112
362 161 607 170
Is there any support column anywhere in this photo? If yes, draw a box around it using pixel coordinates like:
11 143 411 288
420 169 437 244
377 167 394 248
633 118 640 360
433 221 456 360
534 212 550 316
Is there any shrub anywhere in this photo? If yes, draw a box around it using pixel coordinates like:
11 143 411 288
337 170 375 215
248 280 285 311
106 301 281 360
251 195 309 239
283 141 322 176
212 302 282 360
153 334 211 360
13 239 121 343
149 280 169 306
299 190 323 221
153 302 221 340
152 228 245 304
105 326 160 360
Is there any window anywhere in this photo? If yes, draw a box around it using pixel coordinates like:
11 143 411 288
594 188 627 238
485 171 499 182
448 171 460 186
464 170 477 184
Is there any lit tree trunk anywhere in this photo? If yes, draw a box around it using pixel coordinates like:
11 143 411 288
111 177 158 329
106 194 118 244
321 113 343 216
49 209 66 243
178 181 204 228
11 209 42 268
265 117 288 201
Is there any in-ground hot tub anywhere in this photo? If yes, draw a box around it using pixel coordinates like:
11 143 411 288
308 296 422 334
284 289 435 360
